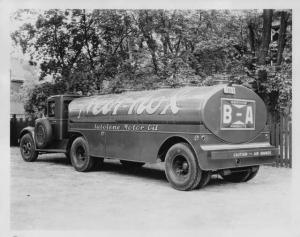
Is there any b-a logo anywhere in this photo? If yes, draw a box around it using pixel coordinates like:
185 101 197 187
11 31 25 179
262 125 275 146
223 105 254 124
221 99 255 130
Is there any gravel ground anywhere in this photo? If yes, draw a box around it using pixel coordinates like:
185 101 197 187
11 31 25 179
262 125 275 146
10 147 293 233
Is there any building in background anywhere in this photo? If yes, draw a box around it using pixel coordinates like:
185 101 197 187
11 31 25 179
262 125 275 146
10 57 38 117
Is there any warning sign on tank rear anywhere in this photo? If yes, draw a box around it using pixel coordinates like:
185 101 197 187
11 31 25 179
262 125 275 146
220 98 255 130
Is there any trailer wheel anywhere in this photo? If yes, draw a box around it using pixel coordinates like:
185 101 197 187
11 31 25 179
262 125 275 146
20 133 38 162
93 157 104 170
34 118 52 148
164 143 198 191
120 160 145 168
192 171 212 190
70 137 95 172
220 169 252 183
245 166 260 182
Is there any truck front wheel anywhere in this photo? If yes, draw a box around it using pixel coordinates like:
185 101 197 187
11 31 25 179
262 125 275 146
70 137 95 172
164 143 199 191
20 133 38 162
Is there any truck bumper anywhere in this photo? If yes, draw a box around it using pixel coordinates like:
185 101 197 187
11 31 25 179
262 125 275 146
199 143 279 170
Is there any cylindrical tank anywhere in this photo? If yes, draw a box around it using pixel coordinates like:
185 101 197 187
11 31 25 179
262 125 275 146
69 84 267 143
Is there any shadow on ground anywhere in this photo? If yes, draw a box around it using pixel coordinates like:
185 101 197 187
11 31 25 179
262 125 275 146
35 153 229 186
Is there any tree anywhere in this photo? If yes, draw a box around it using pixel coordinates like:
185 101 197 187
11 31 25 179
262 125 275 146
258 9 273 65
276 11 289 65
11 9 292 116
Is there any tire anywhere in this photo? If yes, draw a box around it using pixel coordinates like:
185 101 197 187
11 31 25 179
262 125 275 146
93 157 104 170
19 133 38 162
65 142 72 164
220 168 252 183
192 170 212 190
34 118 53 148
120 160 145 168
164 143 199 191
245 166 260 182
70 137 95 172
65 152 71 164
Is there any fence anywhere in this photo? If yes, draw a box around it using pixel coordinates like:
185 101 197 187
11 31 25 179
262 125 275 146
269 114 292 168
10 114 35 146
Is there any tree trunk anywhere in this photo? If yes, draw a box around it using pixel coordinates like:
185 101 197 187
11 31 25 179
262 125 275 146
144 33 159 74
61 69 70 92
276 11 289 65
247 20 256 53
127 38 133 61
255 10 273 108
138 11 159 74
258 9 273 65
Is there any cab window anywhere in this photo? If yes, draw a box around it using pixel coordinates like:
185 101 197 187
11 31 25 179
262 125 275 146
48 101 55 117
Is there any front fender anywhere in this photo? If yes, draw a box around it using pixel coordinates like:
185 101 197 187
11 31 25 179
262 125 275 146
19 126 35 144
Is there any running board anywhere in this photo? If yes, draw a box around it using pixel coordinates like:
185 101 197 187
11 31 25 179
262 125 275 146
36 149 66 153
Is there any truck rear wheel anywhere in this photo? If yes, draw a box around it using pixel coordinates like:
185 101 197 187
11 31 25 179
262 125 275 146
221 171 250 183
192 170 212 189
20 133 38 162
70 137 95 172
220 167 258 183
35 118 53 148
245 166 260 182
164 143 199 191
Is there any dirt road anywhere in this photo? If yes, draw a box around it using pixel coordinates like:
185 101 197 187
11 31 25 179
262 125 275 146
10 147 293 232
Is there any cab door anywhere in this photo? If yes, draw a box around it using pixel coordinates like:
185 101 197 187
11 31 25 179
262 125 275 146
46 97 60 140
47 96 68 140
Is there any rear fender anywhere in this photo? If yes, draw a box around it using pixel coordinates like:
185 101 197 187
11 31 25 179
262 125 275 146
157 135 205 169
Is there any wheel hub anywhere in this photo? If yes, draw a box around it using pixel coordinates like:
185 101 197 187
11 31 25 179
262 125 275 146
22 140 32 155
76 146 86 162
173 156 189 176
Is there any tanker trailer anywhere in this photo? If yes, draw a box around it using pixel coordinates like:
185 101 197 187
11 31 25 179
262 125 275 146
19 84 278 191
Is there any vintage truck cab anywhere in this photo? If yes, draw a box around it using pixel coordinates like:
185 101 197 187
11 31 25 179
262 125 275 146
19 94 82 155
19 84 279 191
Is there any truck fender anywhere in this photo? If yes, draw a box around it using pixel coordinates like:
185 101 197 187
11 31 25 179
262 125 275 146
66 131 88 152
19 126 35 146
157 135 203 169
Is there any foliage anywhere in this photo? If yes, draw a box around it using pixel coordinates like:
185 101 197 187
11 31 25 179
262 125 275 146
255 63 292 114
23 81 66 116
11 9 292 116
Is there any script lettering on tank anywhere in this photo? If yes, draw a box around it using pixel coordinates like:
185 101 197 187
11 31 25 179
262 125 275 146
93 123 159 132
74 89 189 118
